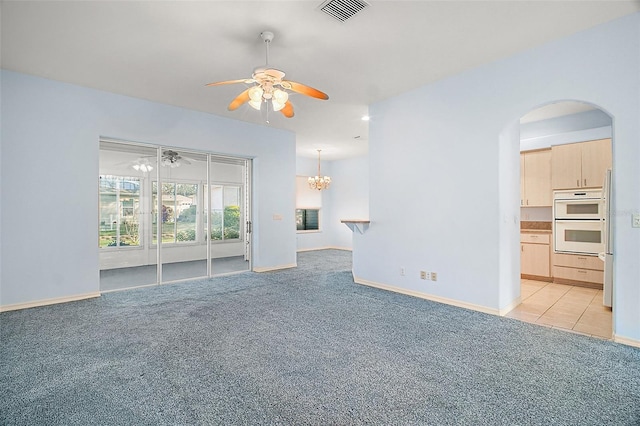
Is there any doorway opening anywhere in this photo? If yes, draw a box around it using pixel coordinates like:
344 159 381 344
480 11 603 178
506 100 613 339
98 139 252 292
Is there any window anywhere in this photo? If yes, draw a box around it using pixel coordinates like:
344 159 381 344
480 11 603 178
99 175 141 248
296 176 322 232
152 181 199 244
296 209 319 231
208 184 242 241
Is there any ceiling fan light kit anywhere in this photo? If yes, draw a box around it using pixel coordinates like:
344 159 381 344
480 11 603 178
132 159 154 173
206 31 328 119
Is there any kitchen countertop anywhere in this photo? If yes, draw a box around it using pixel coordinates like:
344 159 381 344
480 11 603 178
521 221 552 232
521 229 552 234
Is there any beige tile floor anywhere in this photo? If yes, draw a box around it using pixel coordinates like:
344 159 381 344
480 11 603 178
506 279 612 340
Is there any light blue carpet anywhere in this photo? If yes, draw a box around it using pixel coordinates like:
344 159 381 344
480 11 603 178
1 249 639 425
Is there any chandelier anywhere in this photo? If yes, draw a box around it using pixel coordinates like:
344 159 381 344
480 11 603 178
308 149 331 190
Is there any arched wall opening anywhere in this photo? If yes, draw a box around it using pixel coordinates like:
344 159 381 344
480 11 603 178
498 99 614 335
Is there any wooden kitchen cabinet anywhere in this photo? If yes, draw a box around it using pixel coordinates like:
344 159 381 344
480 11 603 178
551 139 611 189
520 149 551 206
553 253 604 288
581 139 612 188
521 232 551 280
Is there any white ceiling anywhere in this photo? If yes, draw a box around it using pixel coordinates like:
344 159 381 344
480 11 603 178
2 1 639 160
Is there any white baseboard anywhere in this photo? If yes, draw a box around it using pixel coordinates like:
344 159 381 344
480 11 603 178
613 334 640 348
253 263 297 273
0 292 101 312
353 275 500 316
297 246 352 253
499 297 522 316
353 276 640 349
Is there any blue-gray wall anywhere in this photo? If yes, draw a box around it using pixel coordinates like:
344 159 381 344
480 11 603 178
296 155 370 252
354 12 640 344
0 70 297 307
520 109 612 151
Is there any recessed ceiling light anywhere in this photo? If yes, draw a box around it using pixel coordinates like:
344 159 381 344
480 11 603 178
361 115 370 121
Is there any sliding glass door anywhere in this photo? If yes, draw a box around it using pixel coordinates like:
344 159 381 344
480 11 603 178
99 140 252 291
209 157 251 274
158 150 209 282
99 141 158 290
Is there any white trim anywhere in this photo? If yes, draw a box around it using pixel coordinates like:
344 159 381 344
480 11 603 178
253 263 297 273
0 292 101 312
613 334 640 349
499 297 522 316
297 246 352 253
353 275 500 315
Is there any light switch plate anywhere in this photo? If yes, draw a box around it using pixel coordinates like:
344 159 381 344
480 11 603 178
633 213 640 228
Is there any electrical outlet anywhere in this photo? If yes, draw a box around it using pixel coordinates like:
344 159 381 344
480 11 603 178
633 213 640 228
420 271 429 280
431 272 438 281
400 267 405 276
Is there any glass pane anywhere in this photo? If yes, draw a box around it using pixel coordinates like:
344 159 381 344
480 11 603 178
210 185 223 241
176 183 198 243
224 186 241 240
152 181 158 245
160 150 208 282
565 229 601 243
567 203 599 215
161 182 177 244
119 177 140 247
210 157 249 275
306 209 319 230
98 175 140 246
99 176 118 247
296 209 319 231
99 141 158 291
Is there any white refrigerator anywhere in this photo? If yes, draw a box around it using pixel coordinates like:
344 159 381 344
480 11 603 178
599 168 613 308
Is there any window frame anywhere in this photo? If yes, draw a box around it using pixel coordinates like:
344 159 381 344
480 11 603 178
152 179 202 247
99 174 144 250
296 208 321 233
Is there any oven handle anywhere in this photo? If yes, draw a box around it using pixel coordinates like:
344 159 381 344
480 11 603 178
554 219 603 224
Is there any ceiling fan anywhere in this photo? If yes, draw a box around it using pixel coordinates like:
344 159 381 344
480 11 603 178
159 150 191 168
205 31 329 119
123 150 193 172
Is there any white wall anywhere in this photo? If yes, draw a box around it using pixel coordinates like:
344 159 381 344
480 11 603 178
296 156 331 251
295 155 369 252
520 109 612 151
0 70 297 308
354 13 640 343
325 156 370 250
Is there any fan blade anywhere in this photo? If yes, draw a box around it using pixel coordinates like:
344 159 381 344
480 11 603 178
205 79 252 87
284 81 329 100
280 101 294 118
228 88 251 111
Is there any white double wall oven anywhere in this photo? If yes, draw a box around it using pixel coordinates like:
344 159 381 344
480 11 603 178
99 140 252 291
553 189 605 256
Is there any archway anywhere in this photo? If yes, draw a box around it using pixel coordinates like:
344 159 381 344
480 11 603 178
500 100 614 339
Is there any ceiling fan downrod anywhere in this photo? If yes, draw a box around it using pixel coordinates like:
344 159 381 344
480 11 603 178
261 31 274 66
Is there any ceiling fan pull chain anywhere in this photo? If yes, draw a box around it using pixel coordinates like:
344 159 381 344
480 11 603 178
265 99 270 124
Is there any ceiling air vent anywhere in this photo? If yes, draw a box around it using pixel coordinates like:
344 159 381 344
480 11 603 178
319 0 370 22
